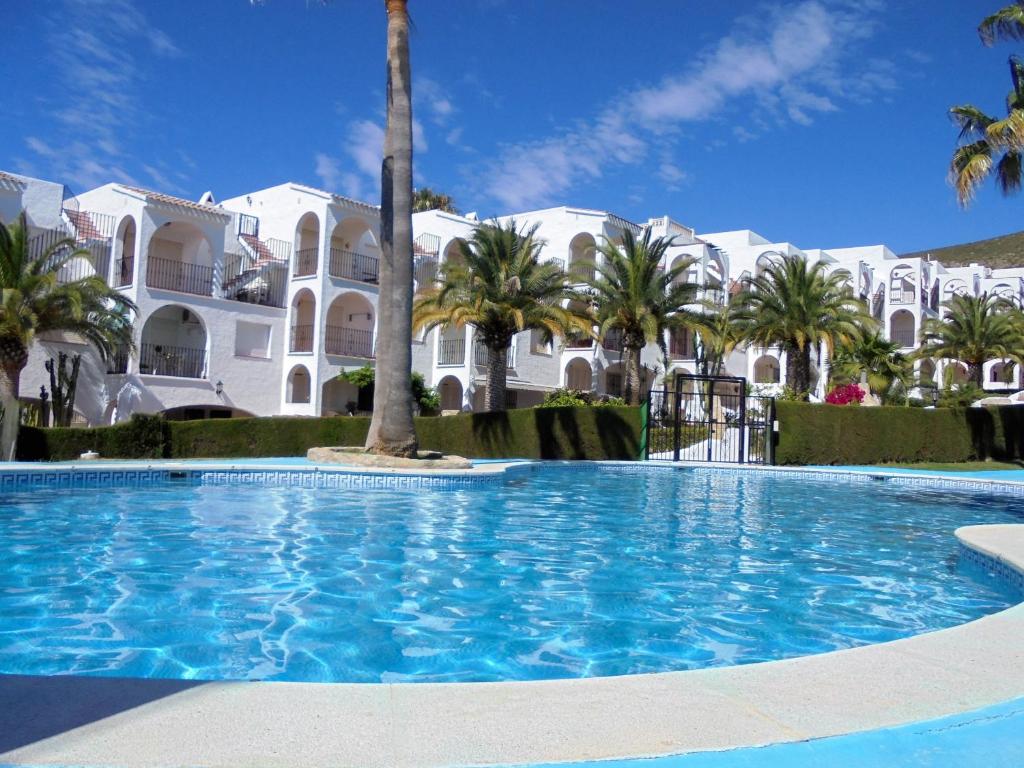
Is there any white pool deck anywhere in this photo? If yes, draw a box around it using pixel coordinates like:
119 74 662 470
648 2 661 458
0 461 1022 767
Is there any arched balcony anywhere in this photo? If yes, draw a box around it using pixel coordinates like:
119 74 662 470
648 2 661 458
145 221 215 296
286 365 311 404
753 355 781 384
113 215 136 287
139 305 208 379
567 232 597 283
564 358 593 391
889 265 916 305
293 212 320 277
329 216 380 284
438 375 464 411
437 324 467 366
889 309 916 348
290 289 316 353
324 292 375 358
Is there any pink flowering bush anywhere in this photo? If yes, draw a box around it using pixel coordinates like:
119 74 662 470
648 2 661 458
825 383 865 405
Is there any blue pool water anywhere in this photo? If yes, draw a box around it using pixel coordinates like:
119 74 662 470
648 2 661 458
0 466 1021 683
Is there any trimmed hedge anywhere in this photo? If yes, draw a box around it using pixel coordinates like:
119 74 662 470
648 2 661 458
16 406 642 462
776 401 1024 465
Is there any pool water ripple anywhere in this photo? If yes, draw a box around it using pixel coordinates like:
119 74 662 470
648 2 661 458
0 467 1021 683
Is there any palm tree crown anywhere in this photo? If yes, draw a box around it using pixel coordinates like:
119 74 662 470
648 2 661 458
980 1 1024 46
830 331 913 403
918 292 1022 386
412 187 458 214
583 228 701 405
0 212 135 459
735 254 871 398
413 220 589 412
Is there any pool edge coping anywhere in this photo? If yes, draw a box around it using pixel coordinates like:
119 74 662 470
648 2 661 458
0 462 1022 768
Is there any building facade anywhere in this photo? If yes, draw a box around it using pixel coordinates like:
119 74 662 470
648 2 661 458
2 168 1021 427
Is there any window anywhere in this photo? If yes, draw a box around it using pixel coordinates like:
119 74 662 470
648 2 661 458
530 328 551 355
235 321 271 358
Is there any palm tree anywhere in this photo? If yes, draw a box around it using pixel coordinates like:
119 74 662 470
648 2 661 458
412 187 458 214
584 228 702 405
735 254 872 398
918 292 1022 386
948 4 1024 205
830 332 913 403
0 212 135 460
413 220 590 412
365 0 418 457
692 293 745 379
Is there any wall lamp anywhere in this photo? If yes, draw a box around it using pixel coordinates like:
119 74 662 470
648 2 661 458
215 380 224 396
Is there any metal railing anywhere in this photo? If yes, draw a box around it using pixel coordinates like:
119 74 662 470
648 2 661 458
27 227 111 285
113 255 134 287
329 249 380 284
889 287 916 305
290 325 314 353
414 255 439 287
602 329 625 353
891 327 916 348
324 326 374 357
293 247 318 277
139 343 206 378
237 213 259 238
474 341 516 369
221 251 288 308
105 345 130 374
145 256 214 296
566 333 594 349
438 337 466 366
568 260 595 283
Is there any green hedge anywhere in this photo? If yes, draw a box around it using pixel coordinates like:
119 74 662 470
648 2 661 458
16 406 642 462
775 401 1024 465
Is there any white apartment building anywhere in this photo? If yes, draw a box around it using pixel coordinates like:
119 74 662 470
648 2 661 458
2 168 1022 426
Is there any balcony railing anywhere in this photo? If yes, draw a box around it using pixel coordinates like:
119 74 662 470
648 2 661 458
324 326 374 357
221 252 288 308
293 247 318 277
414 255 439 288
27 227 111 285
566 334 594 349
139 343 206 378
890 287 916 305
568 260 595 283
105 345 130 374
290 324 314 353
146 256 214 296
891 328 916 348
602 330 625 353
113 255 134 287
438 337 466 366
329 249 380 284
475 341 516 369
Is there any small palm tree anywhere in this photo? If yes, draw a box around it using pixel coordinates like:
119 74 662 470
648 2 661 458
583 229 701 405
830 332 913 403
0 212 135 459
692 293 746 379
413 220 590 412
918 292 1022 386
735 254 872 398
412 187 458 214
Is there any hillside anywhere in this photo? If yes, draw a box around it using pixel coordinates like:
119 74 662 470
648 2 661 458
902 230 1024 269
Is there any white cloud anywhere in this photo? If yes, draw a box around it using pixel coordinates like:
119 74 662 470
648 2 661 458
314 153 341 191
474 0 890 211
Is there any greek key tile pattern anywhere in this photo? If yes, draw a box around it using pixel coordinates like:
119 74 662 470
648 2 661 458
959 543 1024 595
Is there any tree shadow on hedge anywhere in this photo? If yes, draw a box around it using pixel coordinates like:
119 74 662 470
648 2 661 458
534 407 584 459
470 411 514 457
594 408 639 461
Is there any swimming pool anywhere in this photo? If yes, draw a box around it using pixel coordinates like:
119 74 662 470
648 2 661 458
0 465 1020 683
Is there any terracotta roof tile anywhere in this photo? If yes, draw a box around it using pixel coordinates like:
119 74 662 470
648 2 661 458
122 186 229 217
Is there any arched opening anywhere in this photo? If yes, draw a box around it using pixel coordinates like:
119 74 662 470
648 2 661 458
565 299 594 349
321 376 362 416
290 289 316 353
705 254 725 304
564 358 593 391
755 251 780 278
568 232 597 283
146 220 214 296
990 361 1015 385
293 212 320 277
286 365 311 404
113 215 136 287
753 355 781 384
438 324 467 366
438 375 464 411
139 304 208 378
325 292 375 357
889 264 916 305
889 309 915 348
946 362 969 386
669 327 693 359
329 216 380 283
943 279 969 305
991 283 1015 300
669 254 698 287
832 268 853 293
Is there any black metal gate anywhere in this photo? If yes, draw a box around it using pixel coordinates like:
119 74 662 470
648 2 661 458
644 374 775 464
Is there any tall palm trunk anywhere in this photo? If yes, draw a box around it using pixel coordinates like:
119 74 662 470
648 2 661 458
366 0 418 457
785 344 813 399
623 343 643 406
485 345 508 412
968 361 984 387
0 341 28 461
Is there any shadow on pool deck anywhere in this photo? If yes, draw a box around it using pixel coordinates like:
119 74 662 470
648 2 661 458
0 673 204 754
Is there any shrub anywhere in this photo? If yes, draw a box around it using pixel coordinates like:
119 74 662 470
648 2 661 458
536 388 626 408
17 414 169 461
337 365 440 415
775 401 1024 465
825 383 865 405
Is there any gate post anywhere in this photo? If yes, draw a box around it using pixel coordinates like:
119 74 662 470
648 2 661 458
640 397 650 461
738 390 747 464
672 388 682 462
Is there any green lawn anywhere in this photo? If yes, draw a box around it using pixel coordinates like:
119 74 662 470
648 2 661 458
875 460 1024 472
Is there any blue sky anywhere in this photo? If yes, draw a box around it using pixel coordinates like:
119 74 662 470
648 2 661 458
2 0 1022 254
